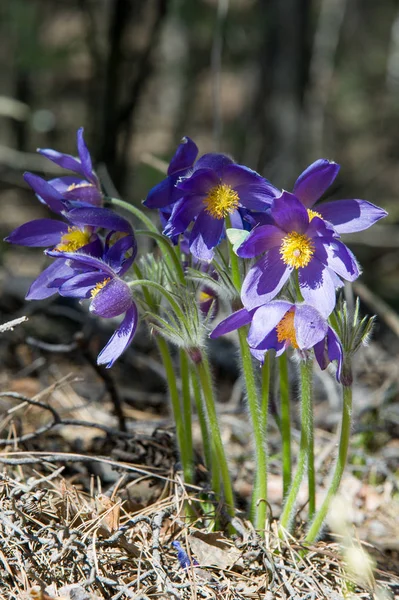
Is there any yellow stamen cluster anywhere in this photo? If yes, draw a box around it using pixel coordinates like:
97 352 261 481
307 208 322 221
55 227 91 252
203 184 240 219
198 290 213 304
90 278 111 299
67 182 92 192
276 310 299 349
280 232 315 269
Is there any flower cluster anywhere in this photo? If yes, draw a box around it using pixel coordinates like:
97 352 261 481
6 129 138 367
147 140 387 378
6 131 387 377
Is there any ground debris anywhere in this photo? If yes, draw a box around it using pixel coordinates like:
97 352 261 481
0 462 397 600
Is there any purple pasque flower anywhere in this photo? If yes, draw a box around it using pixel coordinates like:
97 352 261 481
237 191 360 318
24 127 103 212
46 235 138 367
6 206 134 301
145 140 277 261
291 159 387 234
210 300 342 379
144 136 199 211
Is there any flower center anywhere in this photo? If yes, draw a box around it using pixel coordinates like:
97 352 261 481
90 278 111 299
276 310 299 349
307 208 322 221
280 231 315 269
203 184 240 219
55 227 91 252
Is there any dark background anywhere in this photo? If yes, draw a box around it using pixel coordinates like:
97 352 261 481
0 0 398 311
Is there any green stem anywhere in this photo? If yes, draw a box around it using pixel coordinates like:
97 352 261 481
279 358 313 533
225 218 267 532
304 384 352 544
307 362 316 520
279 352 291 497
261 353 270 431
136 229 185 284
196 354 235 518
156 337 192 483
107 197 158 232
180 349 193 480
190 365 212 471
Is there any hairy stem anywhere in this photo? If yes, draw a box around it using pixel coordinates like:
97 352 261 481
279 358 313 533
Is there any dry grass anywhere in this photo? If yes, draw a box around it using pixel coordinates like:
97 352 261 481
0 455 397 600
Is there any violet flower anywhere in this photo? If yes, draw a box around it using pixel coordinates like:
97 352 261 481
144 141 277 261
291 159 387 234
24 127 103 213
210 300 342 379
237 191 359 317
6 206 134 300
46 235 138 367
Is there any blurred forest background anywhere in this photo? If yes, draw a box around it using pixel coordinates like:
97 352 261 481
1 0 399 320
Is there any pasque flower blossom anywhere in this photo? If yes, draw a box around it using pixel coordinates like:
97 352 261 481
24 127 103 212
291 159 387 234
144 139 277 261
6 206 134 300
237 191 360 317
210 300 342 379
46 234 138 367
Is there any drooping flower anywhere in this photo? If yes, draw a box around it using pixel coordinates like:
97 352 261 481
210 300 342 379
144 140 278 261
291 159 387 234
237 191 359 317
45 236 138 367
6 206 134 300
24 127 103 213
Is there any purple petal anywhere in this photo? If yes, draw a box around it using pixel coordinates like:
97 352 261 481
168 137 198 175
90 278 133 318
223 164 279 192
294 304 328 349
236 224 284 258
189 211 224 261
241 249 291 310
298 260 337 318
194 153 233 176
320 238 360 282
271 191 309 233
105 234 137 274
59 271 105 298
249 347 267 362
293 159 340 208
144 176 183 209
46 250 115 277
63 183 102 206
49 176 85 193
77 128 97 184
66 207 132 233
5 219 67 247
313 327 342 381
164 196 204 236
24 172 66 214
327 327 343 381
317 199 388 234
26 258 74 300
37 148 84 177
247 302 292 347
176 168 219 196
209 308 253 338
97 304 138 368
235 184 276 211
